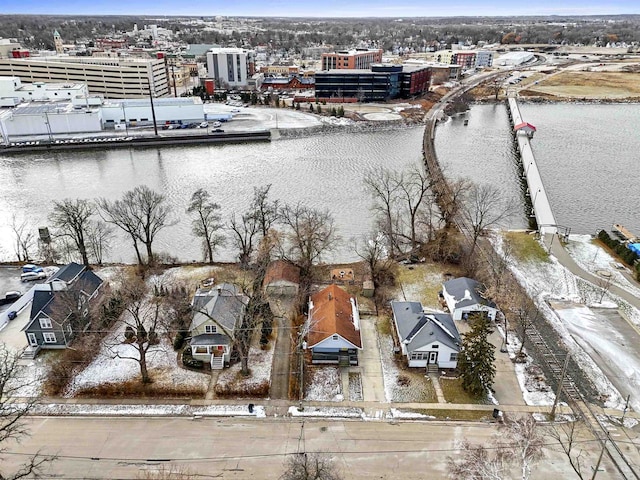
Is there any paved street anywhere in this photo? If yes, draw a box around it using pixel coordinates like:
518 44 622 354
1 416 610 479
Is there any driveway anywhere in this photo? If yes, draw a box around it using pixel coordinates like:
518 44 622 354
0 303 30 354
352 316 385 402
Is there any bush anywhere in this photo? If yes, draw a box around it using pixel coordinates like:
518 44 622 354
597 230 639 267
173 331 187 350
214 380 270 398
182 347 204 369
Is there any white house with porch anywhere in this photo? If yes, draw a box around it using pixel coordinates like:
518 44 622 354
188 283 247 369
391 301 461 370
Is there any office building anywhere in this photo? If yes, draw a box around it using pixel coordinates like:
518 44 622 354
321 48 383 71
0 56 169 99
206 48 256 88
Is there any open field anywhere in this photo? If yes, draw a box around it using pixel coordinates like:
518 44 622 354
522 71 640 99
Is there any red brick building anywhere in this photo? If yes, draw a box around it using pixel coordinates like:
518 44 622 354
321 48 383 71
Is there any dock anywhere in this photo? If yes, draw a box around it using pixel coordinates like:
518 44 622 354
612 223 638 243
507 97 558 236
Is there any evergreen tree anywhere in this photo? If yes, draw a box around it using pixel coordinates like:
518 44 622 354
458 314 496 398
338 106 345 117
309 104 314 113
317 105 322 114
331 107 337 116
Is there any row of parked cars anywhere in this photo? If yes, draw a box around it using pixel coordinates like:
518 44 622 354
20 264 48 282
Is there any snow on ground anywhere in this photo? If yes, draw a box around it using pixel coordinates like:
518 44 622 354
8 357 50 397
320 116 356 126
287 406 363 418
305 367 342 401
492 234 627 410
390 408 435 419
147 265 221 290
31 403 263 417
66 322 209 396
378 331 431 402
564 235 640 299
552 303 640 412
362 112 403 121
504 333 555 406
203 105 322 131
217 345 274 391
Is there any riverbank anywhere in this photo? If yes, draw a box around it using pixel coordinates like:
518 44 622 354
0 130 271 154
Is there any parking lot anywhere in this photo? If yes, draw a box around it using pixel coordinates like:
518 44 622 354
0 266 29 314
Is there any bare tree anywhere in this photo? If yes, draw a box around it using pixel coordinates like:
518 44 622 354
279 203 339 277
98 197 144 265
438 177 470 229
462 183 516 257
546 421 590 479
0 345 56 479
86 219 114 266
395 164 434 250
363 166 401 257
109 275 162 384
280 453 343 480
50 198 95 267
10 214 35 262
252 184 280 238
99 186 174 265
229 212 259 267
447 415 544 480
354 231 392 288
187 188 224 264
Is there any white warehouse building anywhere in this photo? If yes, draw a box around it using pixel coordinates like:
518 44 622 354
100 97 204 128
497 51 535 66
0 102 102 137
206 47 255 89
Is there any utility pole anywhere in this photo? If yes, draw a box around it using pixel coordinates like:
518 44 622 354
147 77 158 136
551 354 570 419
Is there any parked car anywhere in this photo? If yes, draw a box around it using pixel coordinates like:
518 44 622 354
198 121 209 128
7 311 17 321
211 129 225 133
212 121 222 128
21 271 47 282
22 264 42 273
0 291 21 306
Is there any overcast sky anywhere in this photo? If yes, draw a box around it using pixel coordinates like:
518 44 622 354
2 0 638 16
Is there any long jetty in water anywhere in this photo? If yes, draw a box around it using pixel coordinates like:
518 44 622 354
507 97 558 236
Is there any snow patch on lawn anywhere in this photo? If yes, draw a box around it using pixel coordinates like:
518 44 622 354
217 345 273 391
288 406 362 418
565 235 640 298
30 403 262 417
320 117 355 126
305 367 342 401
504 333 555 407
9 357 50 397
67 322 209 396
390 408 435 419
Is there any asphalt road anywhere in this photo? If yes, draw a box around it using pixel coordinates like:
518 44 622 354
0 417 604 479
0 266 29 313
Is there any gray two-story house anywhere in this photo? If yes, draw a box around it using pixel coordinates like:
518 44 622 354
23 263 104 357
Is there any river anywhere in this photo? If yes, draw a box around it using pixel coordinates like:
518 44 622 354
1 103 638 264
0 127 424 263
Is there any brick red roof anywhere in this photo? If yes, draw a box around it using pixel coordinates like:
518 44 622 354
263 259 300 287
308 284 362 349
514 122 537 132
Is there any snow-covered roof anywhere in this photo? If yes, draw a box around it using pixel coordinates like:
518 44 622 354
391 301 461 353
442 277 497 311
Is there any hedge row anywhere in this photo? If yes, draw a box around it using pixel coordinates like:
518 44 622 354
597 230 639 266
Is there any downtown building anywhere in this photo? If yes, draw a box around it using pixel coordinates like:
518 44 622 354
0 56 169 99
206 47 256 89
315 64 431 103
321 48 383 71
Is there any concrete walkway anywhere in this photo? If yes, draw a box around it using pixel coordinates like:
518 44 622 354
546 233 640 312
429 374 446 403
357 316 386 402
204 370 220 400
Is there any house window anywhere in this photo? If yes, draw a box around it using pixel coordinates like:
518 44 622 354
450 353 458 362
39 318 52 329
43 332 57 343
410 352 428 360
205 325 217 334
432 345 439 349
332 335 338 340
194 346 207 354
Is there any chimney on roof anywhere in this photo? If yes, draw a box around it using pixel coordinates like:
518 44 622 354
328 293 333 301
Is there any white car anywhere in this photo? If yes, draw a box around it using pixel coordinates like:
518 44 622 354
212 121 222 128
199 121 209 128
21 271 47 282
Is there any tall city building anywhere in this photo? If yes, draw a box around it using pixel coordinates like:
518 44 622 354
0 56 169 98
206 48 255 88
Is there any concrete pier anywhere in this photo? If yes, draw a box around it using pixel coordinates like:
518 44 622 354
507 98 558 235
